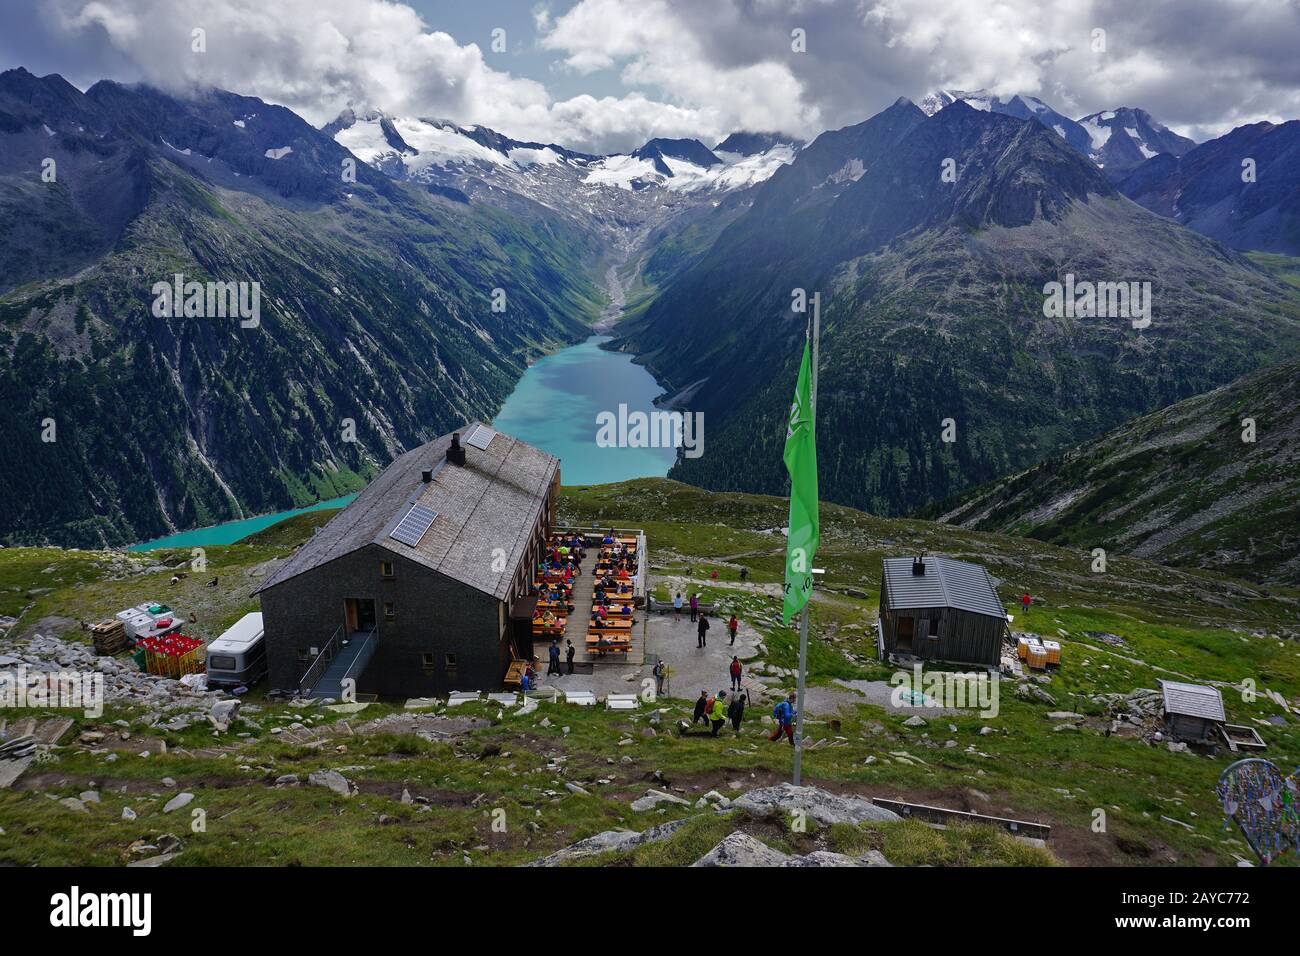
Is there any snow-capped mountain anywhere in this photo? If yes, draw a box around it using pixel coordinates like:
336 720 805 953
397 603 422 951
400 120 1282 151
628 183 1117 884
325 109 798 194
920 90 1197 179
919 89 1092 154
323 109 801 243
1076 106 1195 176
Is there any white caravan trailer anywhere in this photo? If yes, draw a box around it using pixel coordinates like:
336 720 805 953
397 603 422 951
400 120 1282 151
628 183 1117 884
205 612 266 688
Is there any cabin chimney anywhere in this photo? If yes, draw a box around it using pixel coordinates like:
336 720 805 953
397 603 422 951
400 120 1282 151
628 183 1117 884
421 469 433 483
447 432 466 466
912 554 926 576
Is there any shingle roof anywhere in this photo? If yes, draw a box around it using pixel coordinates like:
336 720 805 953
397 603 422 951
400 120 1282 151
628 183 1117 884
255 423 557 601
1160 680 1226 722
881 556 1006 618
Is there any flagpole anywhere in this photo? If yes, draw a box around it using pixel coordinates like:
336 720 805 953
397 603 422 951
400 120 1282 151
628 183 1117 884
792 292 819 786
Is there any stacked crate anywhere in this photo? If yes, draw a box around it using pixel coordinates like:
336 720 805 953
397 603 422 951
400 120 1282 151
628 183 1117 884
90 619 129 655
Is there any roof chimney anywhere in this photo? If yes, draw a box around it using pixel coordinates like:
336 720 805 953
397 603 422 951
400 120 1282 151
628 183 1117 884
912 554 927 576
421 469 433 483
447 432 466 466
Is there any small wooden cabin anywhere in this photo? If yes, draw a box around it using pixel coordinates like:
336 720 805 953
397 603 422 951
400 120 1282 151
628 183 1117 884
877 555 1008 667
1160 680 1226 743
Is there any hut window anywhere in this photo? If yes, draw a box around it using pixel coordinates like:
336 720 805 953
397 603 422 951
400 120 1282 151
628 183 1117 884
445 653 458 669
380 560 395 579
421 653 435 672
296 648 311 664
928 617 940 637
384 601 396 620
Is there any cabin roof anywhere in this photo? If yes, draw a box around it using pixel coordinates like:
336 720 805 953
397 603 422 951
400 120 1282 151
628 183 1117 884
1160 680 1226 722
255 423 557 601
881 556 1005 619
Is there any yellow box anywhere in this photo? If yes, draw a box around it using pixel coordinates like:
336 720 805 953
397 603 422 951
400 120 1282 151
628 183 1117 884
1042 640 1061 665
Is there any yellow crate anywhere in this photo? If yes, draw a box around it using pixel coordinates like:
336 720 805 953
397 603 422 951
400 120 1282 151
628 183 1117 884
1027 645 1049 670
1042 640 1062 665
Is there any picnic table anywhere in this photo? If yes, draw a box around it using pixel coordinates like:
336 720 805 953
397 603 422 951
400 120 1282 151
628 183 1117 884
585 634 631 655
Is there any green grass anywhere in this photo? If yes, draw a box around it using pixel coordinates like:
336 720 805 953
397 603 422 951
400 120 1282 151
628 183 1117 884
1 477 1297 866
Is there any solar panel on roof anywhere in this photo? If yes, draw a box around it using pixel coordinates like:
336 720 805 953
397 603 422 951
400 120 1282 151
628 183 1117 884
466 425 496 450
390 504 438 547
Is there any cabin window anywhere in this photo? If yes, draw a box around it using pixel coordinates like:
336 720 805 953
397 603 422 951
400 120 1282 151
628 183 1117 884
380 560 395 579
421 653 436 672
445 653 458 669
296 648 312 664
384 601 396 620
928 617 940 637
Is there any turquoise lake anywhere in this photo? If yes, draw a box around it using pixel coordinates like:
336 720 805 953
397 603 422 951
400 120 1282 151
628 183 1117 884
128 494 358 551
492 335 677 485
128 335 672 549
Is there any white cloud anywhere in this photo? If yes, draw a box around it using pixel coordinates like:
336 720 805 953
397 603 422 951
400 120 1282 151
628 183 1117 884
31 0 1300 153
541 0 821 139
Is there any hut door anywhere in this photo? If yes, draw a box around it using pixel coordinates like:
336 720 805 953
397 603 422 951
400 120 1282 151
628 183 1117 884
897 617 915 652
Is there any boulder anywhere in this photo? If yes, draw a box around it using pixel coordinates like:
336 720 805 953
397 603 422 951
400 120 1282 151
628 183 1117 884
631 789 691 812
732 783 902 825
308 770 353 797
692 832 792 867
163 792 194 813
210 699 241 730
526 818 690 866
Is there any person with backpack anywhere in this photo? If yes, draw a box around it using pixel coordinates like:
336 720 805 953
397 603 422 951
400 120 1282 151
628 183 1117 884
709 691 728 737
693 691 709 727
769 692 796 744
728 688 749 733
728 656 742 691
727 614 739 646
547 641 561 676
697 614 710 648
565 639 576 675
653 659 667 695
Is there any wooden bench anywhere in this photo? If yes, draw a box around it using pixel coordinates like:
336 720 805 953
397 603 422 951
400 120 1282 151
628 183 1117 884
585 636 631 655
504 659 528 688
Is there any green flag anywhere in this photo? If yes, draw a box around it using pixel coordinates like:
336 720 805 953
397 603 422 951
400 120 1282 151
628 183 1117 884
783 335 819 624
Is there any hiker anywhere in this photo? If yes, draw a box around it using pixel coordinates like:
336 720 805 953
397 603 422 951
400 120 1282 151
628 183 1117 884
728 614 739 646
739 567 748 582
693 691 709 726
547 641 561 676
697 614 710 648
653 659 666 695
673 592 683 619
689 593 699 623
729 656 742 691
566 639 576 675
769 692 796 745
709 691 728 737
1021 592 1032 613
728 688 749 732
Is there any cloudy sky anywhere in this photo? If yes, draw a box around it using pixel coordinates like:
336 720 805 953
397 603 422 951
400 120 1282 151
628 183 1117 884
1 0 1297 152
